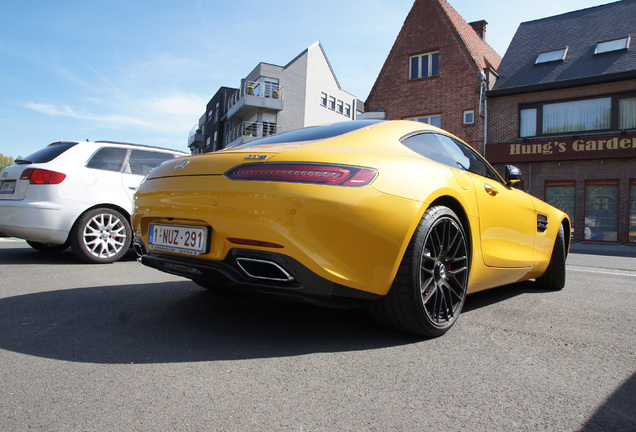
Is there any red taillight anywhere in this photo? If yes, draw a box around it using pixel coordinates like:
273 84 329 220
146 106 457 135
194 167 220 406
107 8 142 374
226 163 377 187
20 168 66 185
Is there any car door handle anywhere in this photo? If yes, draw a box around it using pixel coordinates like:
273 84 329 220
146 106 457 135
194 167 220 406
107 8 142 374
484 184 499 196
129 186 137 190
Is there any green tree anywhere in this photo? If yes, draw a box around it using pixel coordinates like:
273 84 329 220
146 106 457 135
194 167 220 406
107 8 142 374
0 153 20 171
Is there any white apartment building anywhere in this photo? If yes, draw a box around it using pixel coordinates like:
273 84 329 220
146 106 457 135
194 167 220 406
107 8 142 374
203 41 360 150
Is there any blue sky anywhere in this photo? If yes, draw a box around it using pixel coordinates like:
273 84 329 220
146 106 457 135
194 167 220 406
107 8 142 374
0 0 612 158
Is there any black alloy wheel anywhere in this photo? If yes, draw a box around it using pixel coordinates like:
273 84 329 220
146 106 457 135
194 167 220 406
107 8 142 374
535 224 567 291
371 206 469 337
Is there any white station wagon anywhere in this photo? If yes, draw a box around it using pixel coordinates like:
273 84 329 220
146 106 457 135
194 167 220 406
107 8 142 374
0 141 186 263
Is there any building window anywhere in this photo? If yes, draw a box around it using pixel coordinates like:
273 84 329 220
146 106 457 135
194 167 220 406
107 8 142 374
518 92 636 137
535 47 568 64
520 108 537 137
328 96 336 110
585 180 619 242
543 98 611 134
619 97 636 130
214 103 220 123
463 110 475 125
407 115 441 128
344 103 351 118
320 92 327 107
410 51 439 80
630 180 636 243
545 181 576 235
337 100 344 114
213 131 218 145
595 36 630 55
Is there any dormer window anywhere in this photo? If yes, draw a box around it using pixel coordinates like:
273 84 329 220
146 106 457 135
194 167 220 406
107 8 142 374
594 36 630 54
535 47 568 64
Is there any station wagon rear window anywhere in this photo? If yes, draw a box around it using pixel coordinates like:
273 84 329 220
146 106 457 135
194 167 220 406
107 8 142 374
17 142 78 164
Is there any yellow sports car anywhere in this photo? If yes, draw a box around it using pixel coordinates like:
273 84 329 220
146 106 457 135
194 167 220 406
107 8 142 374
132 120 570 337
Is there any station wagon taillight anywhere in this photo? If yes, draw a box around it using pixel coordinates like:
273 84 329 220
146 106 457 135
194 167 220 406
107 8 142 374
20 168 66 185
226 163 377 187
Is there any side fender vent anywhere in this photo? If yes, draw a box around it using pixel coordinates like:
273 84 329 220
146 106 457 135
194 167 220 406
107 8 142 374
537 214 548 233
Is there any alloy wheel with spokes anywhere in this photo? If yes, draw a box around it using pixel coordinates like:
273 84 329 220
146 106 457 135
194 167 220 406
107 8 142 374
370 205 469 337
419 214 469 330
70 208 131 263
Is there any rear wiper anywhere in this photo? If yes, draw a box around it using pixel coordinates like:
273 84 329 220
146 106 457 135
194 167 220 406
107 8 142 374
15 159 33 165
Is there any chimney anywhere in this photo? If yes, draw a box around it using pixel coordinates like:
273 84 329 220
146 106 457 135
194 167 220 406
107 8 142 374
469 20 487 41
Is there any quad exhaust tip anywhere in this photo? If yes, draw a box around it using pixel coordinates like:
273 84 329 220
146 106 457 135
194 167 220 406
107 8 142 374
235 257 294 282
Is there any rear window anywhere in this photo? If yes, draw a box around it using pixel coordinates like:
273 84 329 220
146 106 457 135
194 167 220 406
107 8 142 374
18 142 78 164
86 147 128 172
236 120 382 147
128 150 175 176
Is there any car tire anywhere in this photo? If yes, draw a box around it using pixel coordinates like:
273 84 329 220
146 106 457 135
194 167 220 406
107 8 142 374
370 206 470 337
26 241 69 253
535 224 566 291
70 208 132 264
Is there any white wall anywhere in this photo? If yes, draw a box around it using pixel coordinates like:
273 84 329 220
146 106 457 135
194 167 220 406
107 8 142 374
304 42 357 127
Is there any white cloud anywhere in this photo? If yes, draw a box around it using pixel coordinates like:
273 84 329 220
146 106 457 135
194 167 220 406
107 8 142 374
24 90 207 136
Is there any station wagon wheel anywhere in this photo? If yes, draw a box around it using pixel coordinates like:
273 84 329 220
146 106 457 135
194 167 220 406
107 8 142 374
371 206 469 337
70 208 132 264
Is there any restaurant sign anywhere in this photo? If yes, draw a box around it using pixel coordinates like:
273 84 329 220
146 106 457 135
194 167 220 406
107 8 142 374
486 134 636 163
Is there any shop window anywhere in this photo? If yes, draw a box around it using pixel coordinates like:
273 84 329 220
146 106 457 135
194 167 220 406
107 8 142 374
410 51 439 80
630 180 636 243
545 181 576 236
585 180 619 242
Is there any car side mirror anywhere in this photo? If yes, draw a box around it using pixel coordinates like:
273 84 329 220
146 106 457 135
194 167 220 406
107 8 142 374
505 165 523 190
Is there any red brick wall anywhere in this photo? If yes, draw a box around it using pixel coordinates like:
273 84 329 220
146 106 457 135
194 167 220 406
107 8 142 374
493 159 635 243
488 80 636 244
487 79 636 144
366 0 487 153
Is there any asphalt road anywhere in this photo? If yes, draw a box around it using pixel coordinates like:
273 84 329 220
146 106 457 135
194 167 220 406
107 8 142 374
0 239 634 431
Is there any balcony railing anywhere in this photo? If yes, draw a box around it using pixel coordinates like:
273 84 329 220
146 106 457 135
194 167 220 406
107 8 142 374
187 124 204 148
227 80 282 112
225 121 280 147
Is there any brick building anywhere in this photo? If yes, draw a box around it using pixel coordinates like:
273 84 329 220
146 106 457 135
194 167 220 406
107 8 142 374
364 0 501 154
486 0 636 244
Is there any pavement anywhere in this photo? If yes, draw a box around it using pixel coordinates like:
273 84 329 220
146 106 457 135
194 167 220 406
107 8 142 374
1 234 635 257
570 241 636 257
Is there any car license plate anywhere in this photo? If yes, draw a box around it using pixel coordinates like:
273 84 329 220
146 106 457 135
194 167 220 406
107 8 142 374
0 181 16 194
148 224 208 255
